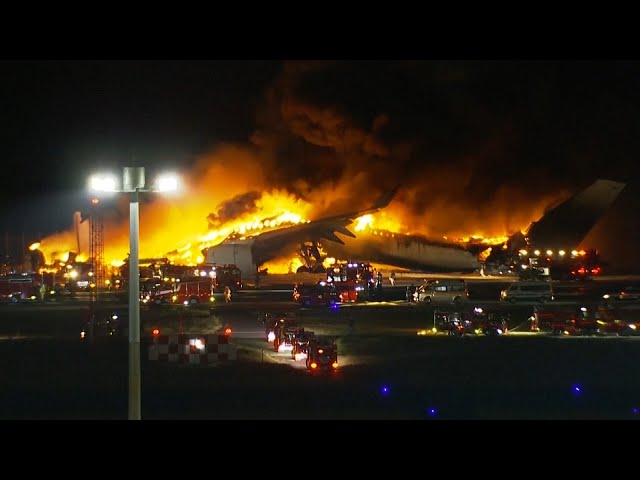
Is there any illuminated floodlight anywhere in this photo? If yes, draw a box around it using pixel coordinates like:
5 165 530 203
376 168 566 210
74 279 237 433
155 173 179 192
87 166 181 421
89 174 119 192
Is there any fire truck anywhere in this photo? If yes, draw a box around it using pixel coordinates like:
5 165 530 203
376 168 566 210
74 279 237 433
326 261 374 301
537 304 639 336
192 264 243 292
210 264 243 292
515 248 602 281
140 277 174 304
550 249 602 280
143 276 215 305
0 273 44 303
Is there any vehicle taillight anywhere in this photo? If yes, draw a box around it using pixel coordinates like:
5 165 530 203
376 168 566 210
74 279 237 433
332 362 338 369
310 362 317 369
152 328 160 336
224 327 232 336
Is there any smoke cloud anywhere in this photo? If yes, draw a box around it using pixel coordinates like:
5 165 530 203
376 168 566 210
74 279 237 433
38 61 638 270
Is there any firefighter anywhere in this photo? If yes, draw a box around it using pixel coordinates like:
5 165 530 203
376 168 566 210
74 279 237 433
224 286 232 303
406 284 415 302
530 306 540 332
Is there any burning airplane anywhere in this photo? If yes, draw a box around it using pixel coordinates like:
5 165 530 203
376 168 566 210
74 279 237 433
25 173 625 283
202 179 626 277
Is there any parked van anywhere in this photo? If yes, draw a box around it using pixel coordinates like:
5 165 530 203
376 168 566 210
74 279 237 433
415 279 469 305
500 281 554 303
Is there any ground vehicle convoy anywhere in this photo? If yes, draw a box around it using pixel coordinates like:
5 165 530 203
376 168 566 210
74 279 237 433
414 279 469 305
500 280 554 303
306 337 338 371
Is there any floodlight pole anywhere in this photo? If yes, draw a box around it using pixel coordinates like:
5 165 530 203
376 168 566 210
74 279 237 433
124 166 145 421
128 187 141 420
90 166 177 420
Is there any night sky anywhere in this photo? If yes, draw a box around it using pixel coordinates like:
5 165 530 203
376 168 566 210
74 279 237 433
1 60 640 268
0 60 281 232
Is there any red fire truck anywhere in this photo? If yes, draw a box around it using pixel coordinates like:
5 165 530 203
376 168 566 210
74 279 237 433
191 264 243 292
144 276 215 305
0 273 43 303
326 261 374 301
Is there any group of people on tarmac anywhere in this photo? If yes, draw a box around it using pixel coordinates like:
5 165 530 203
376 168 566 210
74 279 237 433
371 269 396 286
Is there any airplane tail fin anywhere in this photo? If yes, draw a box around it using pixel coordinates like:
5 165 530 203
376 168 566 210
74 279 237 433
526 179 626 249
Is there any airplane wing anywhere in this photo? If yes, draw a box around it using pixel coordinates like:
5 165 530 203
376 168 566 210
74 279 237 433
203 185 400 273
251 185 399 249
